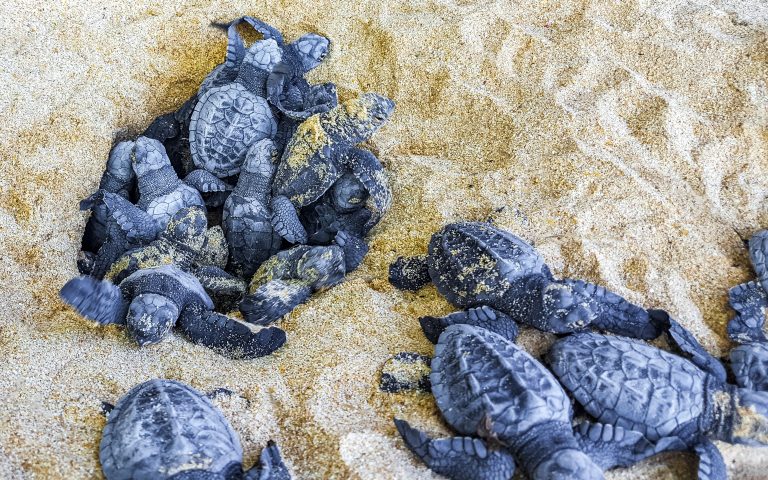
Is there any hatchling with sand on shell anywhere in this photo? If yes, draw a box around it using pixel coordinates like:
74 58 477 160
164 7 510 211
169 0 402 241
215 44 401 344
100 379 290 480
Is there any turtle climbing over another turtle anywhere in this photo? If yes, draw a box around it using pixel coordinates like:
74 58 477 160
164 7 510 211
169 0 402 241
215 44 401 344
80 190 160 279
100 379 290 480
60 265 285 358
104 206 228 284
132 136 229 230
271 93 395 244
389 222 661 339
396 324 667 479
239 244 346 325
728 230 768 343
548 332 768 480
222 139 283 278
81 140 136 255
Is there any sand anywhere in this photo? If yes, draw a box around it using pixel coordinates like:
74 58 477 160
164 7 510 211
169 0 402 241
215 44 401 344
0 0 767 478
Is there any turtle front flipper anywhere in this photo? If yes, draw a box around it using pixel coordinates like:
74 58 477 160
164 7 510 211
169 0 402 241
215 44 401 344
693 439 727 480
727 281 767 343
647 309 727 381
419 306 519 344
394 418 516 480
334 230 368 273
750 230 768 292
574 421 674 470
730 342 768 391
239 279 313 325
389 255 431 291
271 195 308 244
244 441 291 480
60 276 128 325
547 279 661 339
178 303 286 359
344 147 391 231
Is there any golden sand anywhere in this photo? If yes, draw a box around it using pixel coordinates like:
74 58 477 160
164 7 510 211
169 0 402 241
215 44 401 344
1 0 767 478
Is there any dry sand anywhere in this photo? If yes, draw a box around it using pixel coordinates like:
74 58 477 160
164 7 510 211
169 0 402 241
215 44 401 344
1 0 767 478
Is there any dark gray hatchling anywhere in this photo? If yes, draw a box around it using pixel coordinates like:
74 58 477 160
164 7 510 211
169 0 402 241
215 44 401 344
728 229 768 343
81 140 136 254
60 264 285 359
548 332 768 480
132 136 228 229
103 206 228 284
239 245 346 325
389 221 661 339
101 379 290 480
223 139 283 278
270 93 395 244
80 189 161 279
189 14 334 179
395 324 668 480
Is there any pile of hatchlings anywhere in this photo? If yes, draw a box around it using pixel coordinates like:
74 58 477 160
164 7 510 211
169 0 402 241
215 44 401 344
58 16 767 480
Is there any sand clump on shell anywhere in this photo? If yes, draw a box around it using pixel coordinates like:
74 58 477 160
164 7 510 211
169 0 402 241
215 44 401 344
1 1 767 478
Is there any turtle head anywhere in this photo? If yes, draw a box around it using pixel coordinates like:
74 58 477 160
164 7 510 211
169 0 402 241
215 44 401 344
330 93 395 143
126 293 179 346
330 173 368 213
292 33 330 72
539 282 598 333
296 246 346 290
532 449 604 480
163 206 207 248
131 136 172 178
730 388 768 446
242 139 278 175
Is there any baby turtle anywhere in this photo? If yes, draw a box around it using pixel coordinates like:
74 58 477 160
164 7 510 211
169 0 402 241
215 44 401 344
101 379 290 479
132 136 227 229
223 140 283 278
60 265 285 358
81 140 136 254
389 222 660 339
548 332 768 480
239 245 346 325
104 206 228 284
399 324 629 479
270 93 395 244
80 190 161 279
728 229 768 343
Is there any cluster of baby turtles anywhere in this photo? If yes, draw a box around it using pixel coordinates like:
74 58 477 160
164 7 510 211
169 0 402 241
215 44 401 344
59 16 395 359
384 221 768 480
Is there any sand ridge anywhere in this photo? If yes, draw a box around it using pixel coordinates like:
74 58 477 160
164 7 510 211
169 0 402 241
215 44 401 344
1 0 767 478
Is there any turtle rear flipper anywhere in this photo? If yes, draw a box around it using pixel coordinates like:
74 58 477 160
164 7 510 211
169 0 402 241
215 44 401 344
394 418 516 480
244 440 291 480
239 280 312 325
271 195 308 244
60 276 128 325
574 421 678 470
178 303 285 359
389 255 431 291
727 281 767 343
693 439 727 480
648 309 727 381
334 230 368 273
419 306 519 344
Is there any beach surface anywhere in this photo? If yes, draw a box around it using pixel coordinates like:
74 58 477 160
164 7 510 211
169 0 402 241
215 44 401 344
0 0 767 478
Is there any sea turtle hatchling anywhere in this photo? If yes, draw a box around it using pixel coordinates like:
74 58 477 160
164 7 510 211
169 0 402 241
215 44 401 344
104 206 228 284
395 324 667 479
132 136 229 229
270 93 395 244
548 332 768 480
223 139 283 278
727 229 768 343
100 379 290 480
389 221 661 338
238 244 346 325
60 264 285 358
